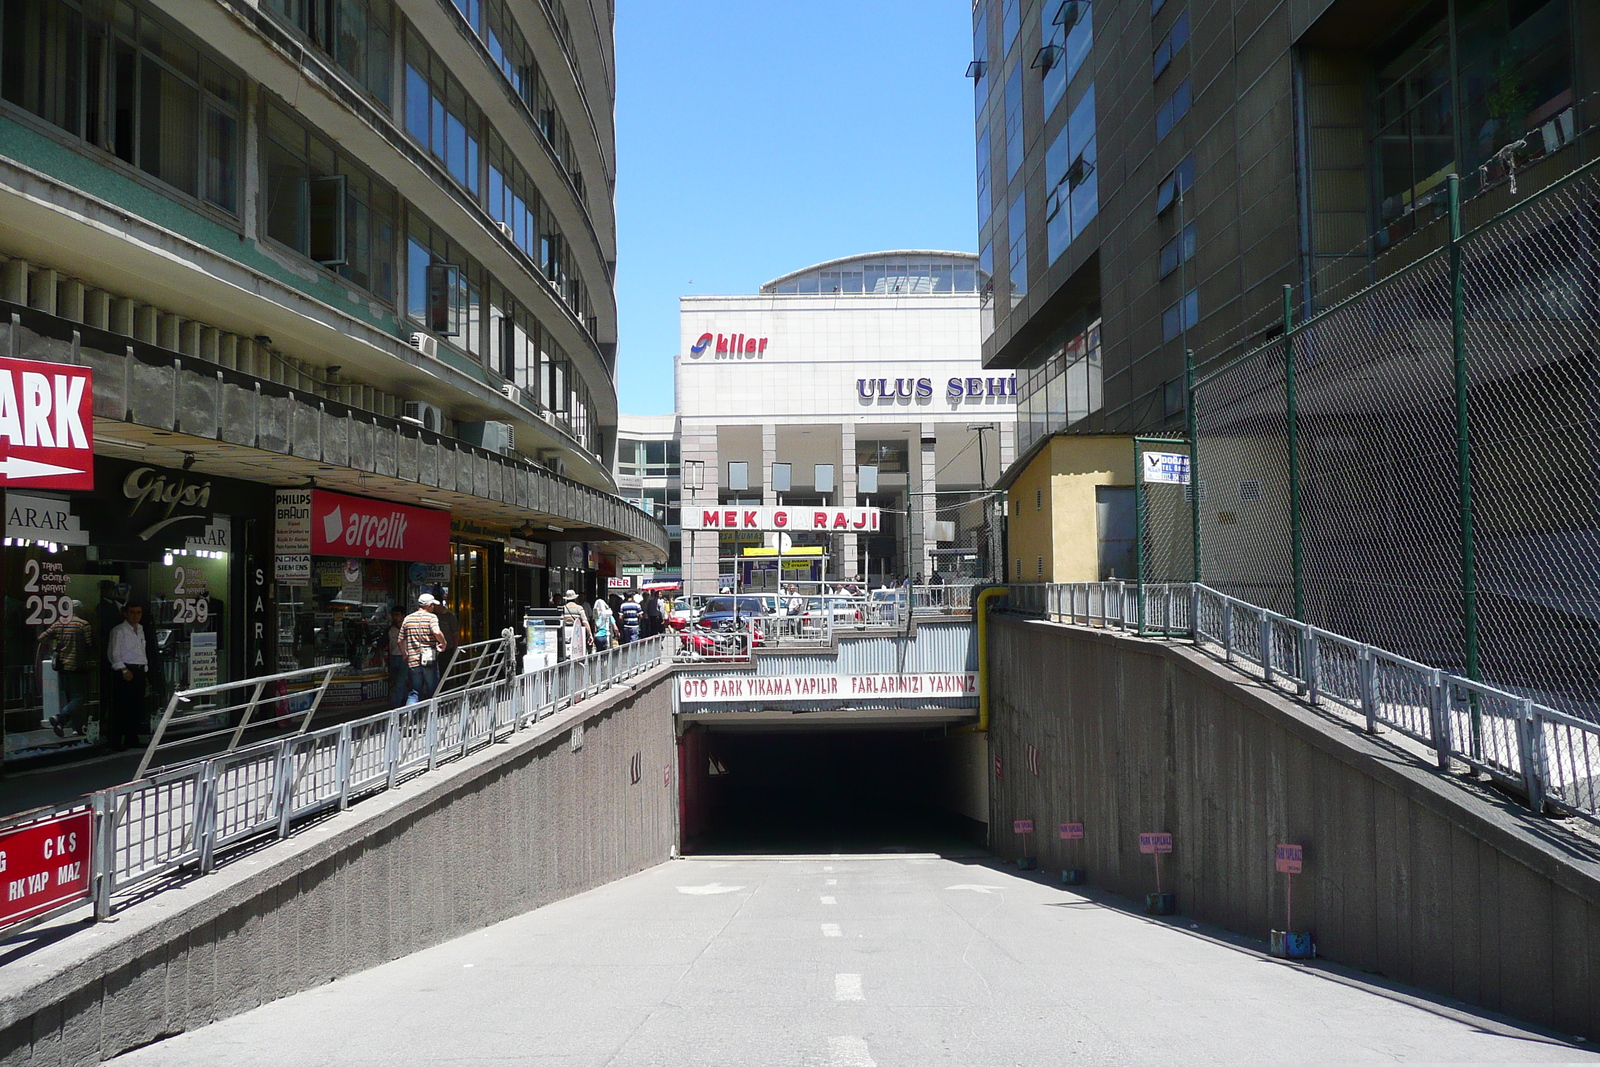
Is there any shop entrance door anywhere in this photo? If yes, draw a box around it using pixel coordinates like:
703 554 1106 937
452 544 488 644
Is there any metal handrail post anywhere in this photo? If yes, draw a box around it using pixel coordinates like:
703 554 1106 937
337 724 353 810
274 738 297 838
92 791 114 920
1223 599 1234 663
1519 699 1547 814
385 710 401 789
197 761 219 874
1305 630 1320 704
1260 612 1274 685
1360 646 1379 734
1430 670 1452 770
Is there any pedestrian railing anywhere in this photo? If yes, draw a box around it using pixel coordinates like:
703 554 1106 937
0 636 673 937
437 631 518 693
911 583 975 615
1001 582 1600 829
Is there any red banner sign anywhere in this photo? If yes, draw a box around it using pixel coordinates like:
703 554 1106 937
0 357 94 489
309 489 451 563
1 809 93 929
1059 822 1084 840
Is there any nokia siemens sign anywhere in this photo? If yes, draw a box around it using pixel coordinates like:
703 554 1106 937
689 332 768 359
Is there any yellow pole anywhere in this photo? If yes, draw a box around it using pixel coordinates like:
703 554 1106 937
973 585 1008 732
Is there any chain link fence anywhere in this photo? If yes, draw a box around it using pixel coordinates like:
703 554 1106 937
1191 162 1600 720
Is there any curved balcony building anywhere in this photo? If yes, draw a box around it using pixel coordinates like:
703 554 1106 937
0 0 661 763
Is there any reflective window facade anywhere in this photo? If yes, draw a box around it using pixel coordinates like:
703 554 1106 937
764 257 983 295
1017 317 1103 454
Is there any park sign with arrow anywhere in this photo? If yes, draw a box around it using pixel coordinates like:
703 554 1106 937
0 357 94 490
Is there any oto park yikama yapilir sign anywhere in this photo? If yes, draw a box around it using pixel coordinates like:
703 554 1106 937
0 356 94 489
680 507 881 532
678 672 978 702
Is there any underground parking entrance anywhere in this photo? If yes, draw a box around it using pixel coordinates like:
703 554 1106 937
676 711 989 855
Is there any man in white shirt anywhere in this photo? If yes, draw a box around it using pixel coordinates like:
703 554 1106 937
106 603 150 751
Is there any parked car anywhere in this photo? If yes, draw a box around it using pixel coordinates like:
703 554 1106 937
696 596 771 628
800 595 863 628
669 595 709 627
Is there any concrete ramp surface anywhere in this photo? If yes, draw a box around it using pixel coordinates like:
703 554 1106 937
110 855 1595 1066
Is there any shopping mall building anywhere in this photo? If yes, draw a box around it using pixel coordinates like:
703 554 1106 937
0 0 665 766
670 251 1016 594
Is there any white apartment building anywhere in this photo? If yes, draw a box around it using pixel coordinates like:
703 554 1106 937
675 251 1016 593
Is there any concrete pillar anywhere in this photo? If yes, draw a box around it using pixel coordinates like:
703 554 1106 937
839 422 857 582
200 326 220 363
681 421 720 596
157 313 180 352
915 423 937 583
242 83 260 242
109 297 134 337
85 289 111 330
1 258 26 304
28 268 59 313
179 320 201 357
134 304 158 344
57 279 85 323
219 332 239 370
761 422 777 548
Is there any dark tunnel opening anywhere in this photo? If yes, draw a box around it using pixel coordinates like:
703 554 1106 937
678 726 986 855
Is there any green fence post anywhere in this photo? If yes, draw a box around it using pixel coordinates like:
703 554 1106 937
1134 436 1146 634
1283 285 1304 623
1448 173 1483 758
1186 348 1200 586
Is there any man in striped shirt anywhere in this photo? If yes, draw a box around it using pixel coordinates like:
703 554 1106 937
403 593 447 705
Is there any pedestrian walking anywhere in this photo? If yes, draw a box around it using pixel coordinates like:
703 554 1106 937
562 590 593 658
618 594 642 643
402 593 447 704
41 599 94 737
644 591 665 638
106 603 150 750
593 597 616 650
386 606 408 708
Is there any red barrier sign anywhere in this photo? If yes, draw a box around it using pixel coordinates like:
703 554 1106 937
0 357 94 489
1275 844 1303 874
993 755 1003 779
1139 832 1173 854
1060 822 1084 840
1013 820 1034 834
0 809 93 928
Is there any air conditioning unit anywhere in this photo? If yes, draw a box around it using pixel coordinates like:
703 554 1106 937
538 449 566 478
409 332 439 359
496 221 515 242
401 401 443 433
459 420 515 455
500 381 522 405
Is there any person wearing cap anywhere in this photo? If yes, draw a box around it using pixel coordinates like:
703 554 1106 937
402 593 447 704
41 599 95 737
561 590 592 659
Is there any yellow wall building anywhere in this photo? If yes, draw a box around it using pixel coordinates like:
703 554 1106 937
1000 435 1138 584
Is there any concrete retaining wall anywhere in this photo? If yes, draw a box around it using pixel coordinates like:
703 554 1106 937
0 666 678 1065
988 615 1600 1038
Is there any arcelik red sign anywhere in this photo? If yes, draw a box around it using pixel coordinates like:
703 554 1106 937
310 489 451 563
681 507 880 532
0 357 94 489
1 809 93 929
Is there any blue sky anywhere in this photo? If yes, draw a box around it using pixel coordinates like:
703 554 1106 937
612 2 978 416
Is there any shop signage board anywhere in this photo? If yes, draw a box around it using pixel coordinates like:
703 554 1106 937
680 507 880 532
0 809 93 930
0 357 94 490
678 672 977 702
1142 452 1191 484
308 490 450 563
4 492 89 545
504 538 546 567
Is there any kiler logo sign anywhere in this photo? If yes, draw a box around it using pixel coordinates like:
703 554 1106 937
689 332 767 359
0 357 94 489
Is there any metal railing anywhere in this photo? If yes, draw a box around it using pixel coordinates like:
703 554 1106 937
0 636 672 935
1002 583 1600 829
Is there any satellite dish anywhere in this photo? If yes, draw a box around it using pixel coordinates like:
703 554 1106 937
777 533 793 553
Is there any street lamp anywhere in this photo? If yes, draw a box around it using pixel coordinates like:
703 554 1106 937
968 424 996 580
682 460 705 595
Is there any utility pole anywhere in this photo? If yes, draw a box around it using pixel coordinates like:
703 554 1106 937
969 423 995 581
